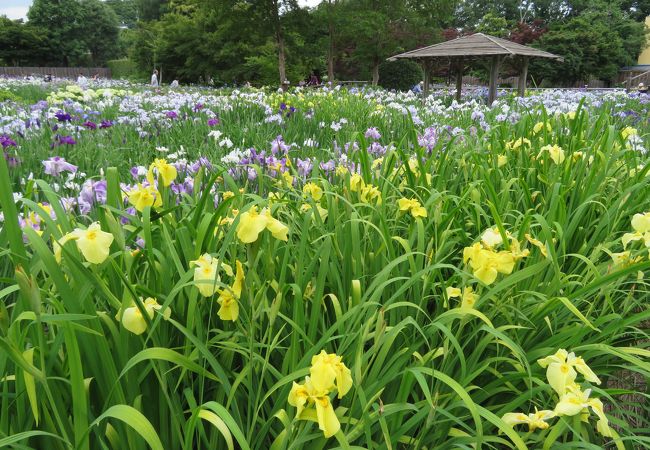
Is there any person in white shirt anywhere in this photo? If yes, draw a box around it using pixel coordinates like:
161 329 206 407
77 73 88 88
151 69 159 87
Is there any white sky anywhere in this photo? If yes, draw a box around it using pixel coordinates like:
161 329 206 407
1 0 323 21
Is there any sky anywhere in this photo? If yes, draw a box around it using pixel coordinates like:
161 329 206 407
0 0 322 21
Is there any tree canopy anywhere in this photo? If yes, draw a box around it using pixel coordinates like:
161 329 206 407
0 0 647 86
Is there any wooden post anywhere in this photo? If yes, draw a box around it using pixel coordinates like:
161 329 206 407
455 57 464 102
517 56 529 97
488 55 502 106
422 59 432 99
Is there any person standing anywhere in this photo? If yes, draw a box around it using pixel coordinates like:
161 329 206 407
151 69 159 87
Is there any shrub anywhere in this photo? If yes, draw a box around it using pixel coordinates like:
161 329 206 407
378 59 423 91
107 58 139 79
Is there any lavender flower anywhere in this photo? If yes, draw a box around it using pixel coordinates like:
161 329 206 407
296 158 313 177
43 156 78 176
365 127 381 140
270 135 290 155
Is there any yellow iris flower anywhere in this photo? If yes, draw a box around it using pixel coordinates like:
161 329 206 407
310 350 353 398
464 245 515 285
537 349 601 396
217 260 244 321
622 211 650 248
190 253 233 297
118 297 171 335
303 182 323 201
147 158 177 186
128 183 163 212
288 351 352 438
502 408 555 431
288 378 340 438
446 286 478 310
398 198 427 218
63 222 114 264
554 386 612 437
236 206 289 243
538 144 566 165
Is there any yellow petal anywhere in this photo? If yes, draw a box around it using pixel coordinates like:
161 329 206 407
121 306 147 335
315 396 340 438
236 207 268 243
75 223 114 264
547 363 577 396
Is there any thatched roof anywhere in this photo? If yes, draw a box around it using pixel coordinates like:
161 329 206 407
389 33 563 61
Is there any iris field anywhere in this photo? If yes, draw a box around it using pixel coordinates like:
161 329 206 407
0 79 649 449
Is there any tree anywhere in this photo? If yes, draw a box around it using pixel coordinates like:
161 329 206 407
105 0 139 28
27 0 87 66
80 0 121 65
0 18 47 66
533 3 646 84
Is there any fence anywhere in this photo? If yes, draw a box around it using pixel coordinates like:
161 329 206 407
0 67 111 79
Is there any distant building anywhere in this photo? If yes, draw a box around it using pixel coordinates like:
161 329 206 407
637 16 650 66
619 16 650 86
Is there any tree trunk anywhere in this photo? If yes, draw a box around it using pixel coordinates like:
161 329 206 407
327 0 335 81
278 31 286 85
372 58 379 85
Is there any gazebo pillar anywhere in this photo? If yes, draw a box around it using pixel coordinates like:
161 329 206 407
422 59 433 99
455 57 464 102
488 55 502 105
517 56 529 97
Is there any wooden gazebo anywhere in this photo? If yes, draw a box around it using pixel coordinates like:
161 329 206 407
388 33 563 104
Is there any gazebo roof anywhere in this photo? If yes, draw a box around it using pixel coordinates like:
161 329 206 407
389 33 563 61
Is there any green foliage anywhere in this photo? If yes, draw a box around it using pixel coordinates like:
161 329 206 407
25 0 120 66
80 0 121 65
105 0 139 28
0 89 20 103
378 59 423 91
0 17 47 66
475 12 509 37
533 4 646 84
107 58 139 79
0 85 649 448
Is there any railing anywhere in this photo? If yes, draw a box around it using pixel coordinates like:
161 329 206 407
0 67 111 79
623 70 650 88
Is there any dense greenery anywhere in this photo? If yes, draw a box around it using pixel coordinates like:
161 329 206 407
0 80 649 449
0 0 647 85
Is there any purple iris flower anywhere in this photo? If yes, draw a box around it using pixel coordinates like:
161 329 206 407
56 135 77 146
166 111 178 119
207 118 219 126
0 134 17 148
364 127 381 140
367 142 386 156
319 160 335 173
82 121 97 130
55 111 72 122
194 103 204 112
270 135 290 155
43 156 78 176
99 120 113 129
296 158 313 177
